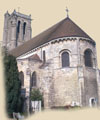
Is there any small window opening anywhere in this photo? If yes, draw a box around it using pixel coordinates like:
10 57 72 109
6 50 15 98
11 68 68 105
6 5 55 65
19 71 24 87
23 22 26 35
61 52 69 67
31 72 37 87
43 50 46 63
89 98 97 107
84 49 93 67
17 21 20 33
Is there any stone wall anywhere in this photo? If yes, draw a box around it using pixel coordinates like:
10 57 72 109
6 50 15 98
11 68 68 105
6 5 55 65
83 67 98 106
16 37 99 109
3 11 32 51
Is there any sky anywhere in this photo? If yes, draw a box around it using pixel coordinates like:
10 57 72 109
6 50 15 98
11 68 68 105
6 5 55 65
0 0 100 67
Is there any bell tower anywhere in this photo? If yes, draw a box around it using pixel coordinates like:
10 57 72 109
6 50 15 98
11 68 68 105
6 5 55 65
3 10 32 51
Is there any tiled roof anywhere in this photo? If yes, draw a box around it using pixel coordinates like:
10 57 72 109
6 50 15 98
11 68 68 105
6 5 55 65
9 17 94 57
28 54 42 62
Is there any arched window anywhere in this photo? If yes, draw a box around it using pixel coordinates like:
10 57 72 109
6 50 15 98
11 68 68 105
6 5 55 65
43 50 46 63
23 22 26 35
16 21 21 46
61 52 70 67
84 49 93 67
89 97 97 107
19 71 24 87
31 72 37 87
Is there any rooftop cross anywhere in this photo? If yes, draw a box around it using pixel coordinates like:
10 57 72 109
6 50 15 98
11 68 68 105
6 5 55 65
18 7 20 13
66 7 69 18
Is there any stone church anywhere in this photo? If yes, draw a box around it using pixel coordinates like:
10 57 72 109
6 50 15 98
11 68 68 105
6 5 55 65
3 10 100 111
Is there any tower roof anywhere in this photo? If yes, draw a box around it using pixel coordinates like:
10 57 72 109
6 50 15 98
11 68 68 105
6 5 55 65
9 9 32 20
9 17 95 57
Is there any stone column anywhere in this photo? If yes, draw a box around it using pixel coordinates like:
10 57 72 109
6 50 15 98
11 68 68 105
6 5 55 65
18 22 24 46
25 68 31 115
77 66 85 106
96 69 100 106
10 22 17 50
3 12 10 47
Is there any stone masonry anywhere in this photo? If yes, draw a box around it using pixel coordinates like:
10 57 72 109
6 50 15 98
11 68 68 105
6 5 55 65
17 37 100 109
4 11 100 112
3 10 32 51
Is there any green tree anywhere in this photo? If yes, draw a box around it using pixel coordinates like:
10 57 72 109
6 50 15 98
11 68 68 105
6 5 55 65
3 52 22 117
30 88 44 107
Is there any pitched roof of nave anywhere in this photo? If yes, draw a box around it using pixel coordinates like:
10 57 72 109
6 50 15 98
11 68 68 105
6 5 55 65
9 17 94 57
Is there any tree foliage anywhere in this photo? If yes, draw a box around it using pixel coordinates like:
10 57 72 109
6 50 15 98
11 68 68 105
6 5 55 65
30 88 43 101
30 88 44 107
3 52 22 117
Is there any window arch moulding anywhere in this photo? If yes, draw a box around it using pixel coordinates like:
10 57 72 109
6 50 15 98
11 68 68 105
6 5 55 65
59 49 71 68
84 48 94 68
